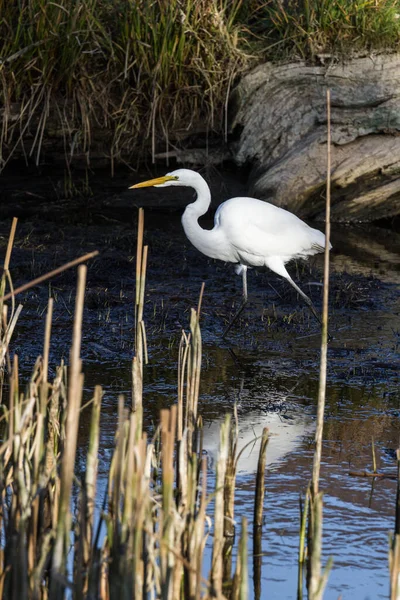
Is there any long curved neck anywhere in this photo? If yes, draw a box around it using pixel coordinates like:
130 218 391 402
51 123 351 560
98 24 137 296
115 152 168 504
181 177 224 261
183 176 211 219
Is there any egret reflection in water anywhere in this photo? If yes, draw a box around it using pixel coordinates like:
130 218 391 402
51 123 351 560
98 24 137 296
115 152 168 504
202 404 314 474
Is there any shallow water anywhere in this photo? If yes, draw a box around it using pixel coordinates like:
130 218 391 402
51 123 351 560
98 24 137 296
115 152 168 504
1 171 400 599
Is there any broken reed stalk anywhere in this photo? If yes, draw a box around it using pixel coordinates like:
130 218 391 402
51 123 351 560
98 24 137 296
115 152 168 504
82 385 102 579
0 217 18 332
297 491 310 600
177 329 190 441
231 516 249 600
3 217 18 273
188 307 202 453
51 265 86 596
225 406 240 540
160 406 177 597
308 494 333 600
307 87 332 600
42 297 53 384
0 218 19 404
372 437 378 473
1 250 99 302
133 207 148 419
239 518 249 600
135 207 148 365
253 427 269 600
254 427 269 529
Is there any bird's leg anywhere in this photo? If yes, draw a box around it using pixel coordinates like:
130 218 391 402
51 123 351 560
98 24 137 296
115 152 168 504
284 275 322 326
223 267 248 338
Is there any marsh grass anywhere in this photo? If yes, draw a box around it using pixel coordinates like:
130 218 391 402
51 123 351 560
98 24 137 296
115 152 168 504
0 0 250 171
262 0 400 59
1 1 399 172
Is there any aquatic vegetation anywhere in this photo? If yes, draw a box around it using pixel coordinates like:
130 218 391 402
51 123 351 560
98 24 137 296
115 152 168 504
1 0 399 171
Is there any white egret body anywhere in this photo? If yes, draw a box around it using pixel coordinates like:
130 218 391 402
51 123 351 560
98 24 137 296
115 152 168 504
130 169 330 335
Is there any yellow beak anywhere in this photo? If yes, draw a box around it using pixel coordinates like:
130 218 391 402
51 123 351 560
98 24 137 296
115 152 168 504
129 175 177 189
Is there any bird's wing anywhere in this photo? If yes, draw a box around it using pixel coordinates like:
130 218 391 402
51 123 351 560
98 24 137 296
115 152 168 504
215 197 325 263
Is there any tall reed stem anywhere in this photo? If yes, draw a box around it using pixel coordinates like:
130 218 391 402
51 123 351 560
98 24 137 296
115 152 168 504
312 88 331 495
51 265 86 597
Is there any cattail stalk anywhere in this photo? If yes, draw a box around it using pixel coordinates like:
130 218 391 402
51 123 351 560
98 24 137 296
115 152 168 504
51 265 86 596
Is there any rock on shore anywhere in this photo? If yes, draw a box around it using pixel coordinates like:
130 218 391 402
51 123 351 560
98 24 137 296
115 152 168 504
230 54 400 222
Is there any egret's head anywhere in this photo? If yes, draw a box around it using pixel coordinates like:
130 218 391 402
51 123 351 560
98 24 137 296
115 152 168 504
129 169 200 189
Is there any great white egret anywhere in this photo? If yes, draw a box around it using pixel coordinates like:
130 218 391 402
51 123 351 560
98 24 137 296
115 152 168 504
130 169 331 336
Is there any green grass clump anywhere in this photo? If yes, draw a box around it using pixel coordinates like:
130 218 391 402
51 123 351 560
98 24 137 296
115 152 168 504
260 0 400 59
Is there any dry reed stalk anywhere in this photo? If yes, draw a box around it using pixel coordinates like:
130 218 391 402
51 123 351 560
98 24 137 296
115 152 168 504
0 218 20 399
51 265 87 597
177 330 190 441
31 387 47 577
211 413 230 597
0 218 18 338
311 88 331 496
224 407 239 540
132 209 148 436
42 297 53 385
0 304 23 367
231 517 249 600
3 217 18 273
396 449 400 536
83 385 102 579
178 426 188 513
189 309 202 423
307 88 332 600
390 535 400 600
134 208 148 366
45 363 64 477
132 355 143 413
371 437 378 473
1 250 99 303
35 297 54 554
253 526 262 600
182 444 199 599
135 208 144 311
253 427 269 600
307 492 332 600
107 396 128 597
297 491 310 600
160 406 177 599
185 308 202 456
239 517 249 600
193 457 207 600
254 427 269 529
389 449 400 599
129 427 148 599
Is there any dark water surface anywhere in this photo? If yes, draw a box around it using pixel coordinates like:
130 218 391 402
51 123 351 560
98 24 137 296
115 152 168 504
1 170 399 599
